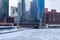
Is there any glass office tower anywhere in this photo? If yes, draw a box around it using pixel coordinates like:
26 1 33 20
18 0 26 23
0 0 9 22
37 0 44 23
30 0 37 23
3 0 9 18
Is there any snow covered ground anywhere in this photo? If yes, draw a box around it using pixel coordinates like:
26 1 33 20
0 29 60 40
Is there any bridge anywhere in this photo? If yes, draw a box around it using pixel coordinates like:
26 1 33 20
14 23 40 28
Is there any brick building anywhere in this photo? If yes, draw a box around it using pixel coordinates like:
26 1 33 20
44 8 48 13
7 16 14 23
44 8 60 24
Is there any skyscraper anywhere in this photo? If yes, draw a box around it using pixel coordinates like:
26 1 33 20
30 0 37 23
18 0 26 23
3 0 9 18
37 0 44 23
18 0 22 23
21 0 26 23
0 0 3 22
0 0 9 22
11 6 18 17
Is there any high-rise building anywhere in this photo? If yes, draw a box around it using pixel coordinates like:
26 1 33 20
18 0 26 23
10 6 18 24
25 10 31 23
11 6 18 17
21 0 26 23
0 0 9 22
18 0 22 24
0 0 3 22
37 0 44 23
30 0 37 23
3 0 9 18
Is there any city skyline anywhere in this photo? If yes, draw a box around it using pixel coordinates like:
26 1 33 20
9 0 32 16
10 0 60 11
9 0 60 16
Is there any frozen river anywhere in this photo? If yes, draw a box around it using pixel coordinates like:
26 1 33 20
0 29 60 40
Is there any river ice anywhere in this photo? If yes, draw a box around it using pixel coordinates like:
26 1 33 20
0 29 60 40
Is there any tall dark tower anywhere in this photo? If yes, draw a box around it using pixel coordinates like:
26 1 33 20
38 0 44 27
0 0 3 22
30 0 37 23
3 0 9 18
0 0 9 22
21 0 26 23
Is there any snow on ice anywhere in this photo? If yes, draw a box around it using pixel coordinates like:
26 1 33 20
0 29 60 40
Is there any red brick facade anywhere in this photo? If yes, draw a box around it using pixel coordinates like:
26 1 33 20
44 8 60 24
45 8 48 13
7 17 14 23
